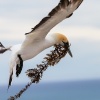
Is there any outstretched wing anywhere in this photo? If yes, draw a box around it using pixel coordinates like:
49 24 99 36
22 0 83 46
0 42 8 53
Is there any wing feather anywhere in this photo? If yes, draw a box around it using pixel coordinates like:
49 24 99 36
25 0 70 35
23 0 83 44
0 42 8 53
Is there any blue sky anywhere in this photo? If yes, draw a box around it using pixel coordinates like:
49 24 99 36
0 0 100 85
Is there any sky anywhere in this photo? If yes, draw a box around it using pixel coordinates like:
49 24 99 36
0 0 100 85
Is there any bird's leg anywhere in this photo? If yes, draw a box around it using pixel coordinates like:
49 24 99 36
16 54 23 77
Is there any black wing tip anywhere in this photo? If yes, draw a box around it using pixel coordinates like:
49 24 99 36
0 42 8 54
16 64 20 77
7 85 10 91
16 54 23 77
0 42 5 48
8 71 13 90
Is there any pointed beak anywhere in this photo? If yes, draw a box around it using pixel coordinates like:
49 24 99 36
67 47 73 57
63 42 73 57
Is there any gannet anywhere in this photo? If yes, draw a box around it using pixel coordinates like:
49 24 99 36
0 0 83 88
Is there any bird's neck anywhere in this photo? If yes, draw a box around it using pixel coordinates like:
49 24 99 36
45 35 57 47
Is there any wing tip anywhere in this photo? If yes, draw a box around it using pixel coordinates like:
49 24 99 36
0 42 5 48
24 0 83 35
16 54 23 77
0 42 9 54
8 71 13 90
24 0 70 35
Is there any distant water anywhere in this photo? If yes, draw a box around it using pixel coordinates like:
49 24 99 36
0 80 100 100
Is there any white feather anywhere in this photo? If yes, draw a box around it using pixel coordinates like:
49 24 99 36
0 0 83 88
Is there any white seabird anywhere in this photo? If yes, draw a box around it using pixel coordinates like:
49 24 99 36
0 0 83 88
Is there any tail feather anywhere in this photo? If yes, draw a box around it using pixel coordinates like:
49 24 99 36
0 42 9 53
8 54 23 89
8 57 16 89
8 71 13 89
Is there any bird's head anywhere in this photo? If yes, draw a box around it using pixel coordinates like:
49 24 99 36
53 33 73 57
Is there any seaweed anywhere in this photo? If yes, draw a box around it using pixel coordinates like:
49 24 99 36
8 44 68 100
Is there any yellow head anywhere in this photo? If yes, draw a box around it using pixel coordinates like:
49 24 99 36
56 33 69 44
53 33 73 57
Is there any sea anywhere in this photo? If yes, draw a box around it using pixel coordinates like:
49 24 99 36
0 79 100 100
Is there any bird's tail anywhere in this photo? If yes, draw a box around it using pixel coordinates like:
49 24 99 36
8 54 23 89
8 62 15 89
8 70 13 90
0 42 10 53
8 58 16 90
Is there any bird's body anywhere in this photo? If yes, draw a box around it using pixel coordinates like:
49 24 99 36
10 35 55 62
0 0 83 88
